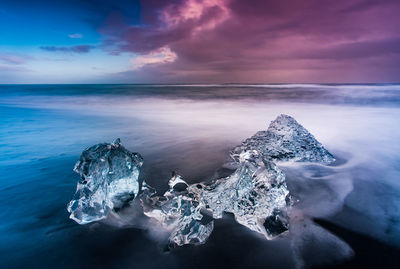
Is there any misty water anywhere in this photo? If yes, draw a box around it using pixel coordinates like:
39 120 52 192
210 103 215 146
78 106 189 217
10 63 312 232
1 84 400 268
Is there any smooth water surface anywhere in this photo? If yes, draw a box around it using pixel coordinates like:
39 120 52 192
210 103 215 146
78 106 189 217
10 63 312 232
1 84 400 268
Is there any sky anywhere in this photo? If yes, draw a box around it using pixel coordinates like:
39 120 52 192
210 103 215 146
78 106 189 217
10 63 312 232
0 0 399 83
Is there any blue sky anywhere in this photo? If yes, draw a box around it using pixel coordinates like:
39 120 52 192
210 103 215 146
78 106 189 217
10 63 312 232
0 0 142 83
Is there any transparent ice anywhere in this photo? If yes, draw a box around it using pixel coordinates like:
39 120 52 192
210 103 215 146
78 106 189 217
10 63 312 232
141 174 214 247
201 150 291 239
231 114 335 164
67 139 143 224
67 115 335 246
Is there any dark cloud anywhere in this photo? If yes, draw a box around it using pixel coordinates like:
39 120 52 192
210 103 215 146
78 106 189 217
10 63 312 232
40 45 95 53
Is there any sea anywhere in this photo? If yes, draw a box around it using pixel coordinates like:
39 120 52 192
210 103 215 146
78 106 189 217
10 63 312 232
1 84 400 269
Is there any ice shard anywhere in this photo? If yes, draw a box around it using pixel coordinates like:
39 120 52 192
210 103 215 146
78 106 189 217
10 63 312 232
67 139 143 224
231 114 335 164
141 174 214 247
201 150 291 239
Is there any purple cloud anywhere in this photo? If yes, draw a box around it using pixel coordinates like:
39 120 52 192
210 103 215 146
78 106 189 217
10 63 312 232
98 0 400 82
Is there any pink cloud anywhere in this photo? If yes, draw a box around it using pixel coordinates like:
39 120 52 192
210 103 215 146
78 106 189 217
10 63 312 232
101 0 400 82
131 46 177 69
161 0 230 32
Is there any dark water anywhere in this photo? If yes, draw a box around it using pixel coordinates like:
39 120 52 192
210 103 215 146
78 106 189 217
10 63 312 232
1 84 400 268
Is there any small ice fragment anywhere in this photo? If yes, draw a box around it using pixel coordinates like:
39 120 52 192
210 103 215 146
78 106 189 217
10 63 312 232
141 176 214 247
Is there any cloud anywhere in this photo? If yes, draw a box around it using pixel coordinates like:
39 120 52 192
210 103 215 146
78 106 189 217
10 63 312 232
1 0 399 82
0 64 31 72
94 0 400 82
160 0 230 32
40 45 94 53
0 54 26 64
131 46 177 69
69 33 83 39
285 37 400 60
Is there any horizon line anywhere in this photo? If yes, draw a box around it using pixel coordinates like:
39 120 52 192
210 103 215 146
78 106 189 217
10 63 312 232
1 82 400 86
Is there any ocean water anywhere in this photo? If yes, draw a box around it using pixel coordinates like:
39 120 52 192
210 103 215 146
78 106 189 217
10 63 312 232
1 84 400 268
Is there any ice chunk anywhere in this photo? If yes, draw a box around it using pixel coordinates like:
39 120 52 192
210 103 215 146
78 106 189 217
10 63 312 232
67 139 143 224
201 150 291 239
66 114 335 246
141 174 214 247
231 114 335 164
